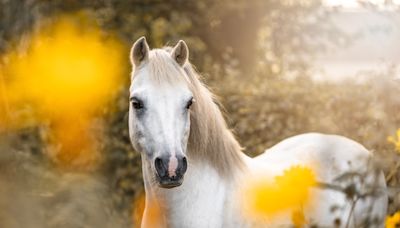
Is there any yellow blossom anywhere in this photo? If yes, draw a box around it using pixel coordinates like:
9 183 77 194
386 211 400 228
291 209 306 228
0 13 126 170
243 165 316 222
387 129 400 153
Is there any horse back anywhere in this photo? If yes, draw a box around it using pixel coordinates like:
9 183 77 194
250 132 387 227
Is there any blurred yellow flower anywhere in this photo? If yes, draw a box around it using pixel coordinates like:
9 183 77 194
0 13 126 170
243 165 316 222
2 14 124 118
133 194 165 228
291 209 306 228
387 129 400 153
386 211 400 228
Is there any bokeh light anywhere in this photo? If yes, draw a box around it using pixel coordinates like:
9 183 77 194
0 13 126 170
386 211 400 228
132 193 164 227
242 165 317 223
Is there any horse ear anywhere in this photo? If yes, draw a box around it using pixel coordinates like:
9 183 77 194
171 40 189 66
130 36 150 66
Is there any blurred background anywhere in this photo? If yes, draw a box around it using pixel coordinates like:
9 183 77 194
0 0 400 227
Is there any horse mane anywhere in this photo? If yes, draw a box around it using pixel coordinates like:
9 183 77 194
143 48 245 178
183 64 245 177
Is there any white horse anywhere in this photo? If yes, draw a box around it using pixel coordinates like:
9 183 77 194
128 37 388 228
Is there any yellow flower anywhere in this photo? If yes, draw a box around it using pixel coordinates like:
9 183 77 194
291 209 306 228
387 129 400 153
386 211 400 228
1 13 126 170
243 165 316 222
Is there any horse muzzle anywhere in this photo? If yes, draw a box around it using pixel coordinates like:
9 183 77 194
154 155 187 188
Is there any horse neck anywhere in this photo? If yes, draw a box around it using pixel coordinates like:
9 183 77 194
141 156 245 228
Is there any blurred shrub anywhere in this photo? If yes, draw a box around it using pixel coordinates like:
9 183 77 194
0 0 400 227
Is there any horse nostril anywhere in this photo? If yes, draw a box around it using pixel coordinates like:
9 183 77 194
155 157 166 177
181 157 187 173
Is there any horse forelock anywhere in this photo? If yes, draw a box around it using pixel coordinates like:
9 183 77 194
132 48 189 86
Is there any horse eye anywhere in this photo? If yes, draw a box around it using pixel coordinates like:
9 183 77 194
131 98 144 110
186 98 194 109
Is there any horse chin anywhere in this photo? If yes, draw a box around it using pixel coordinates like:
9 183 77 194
159 182 182 189
157 178 184 189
